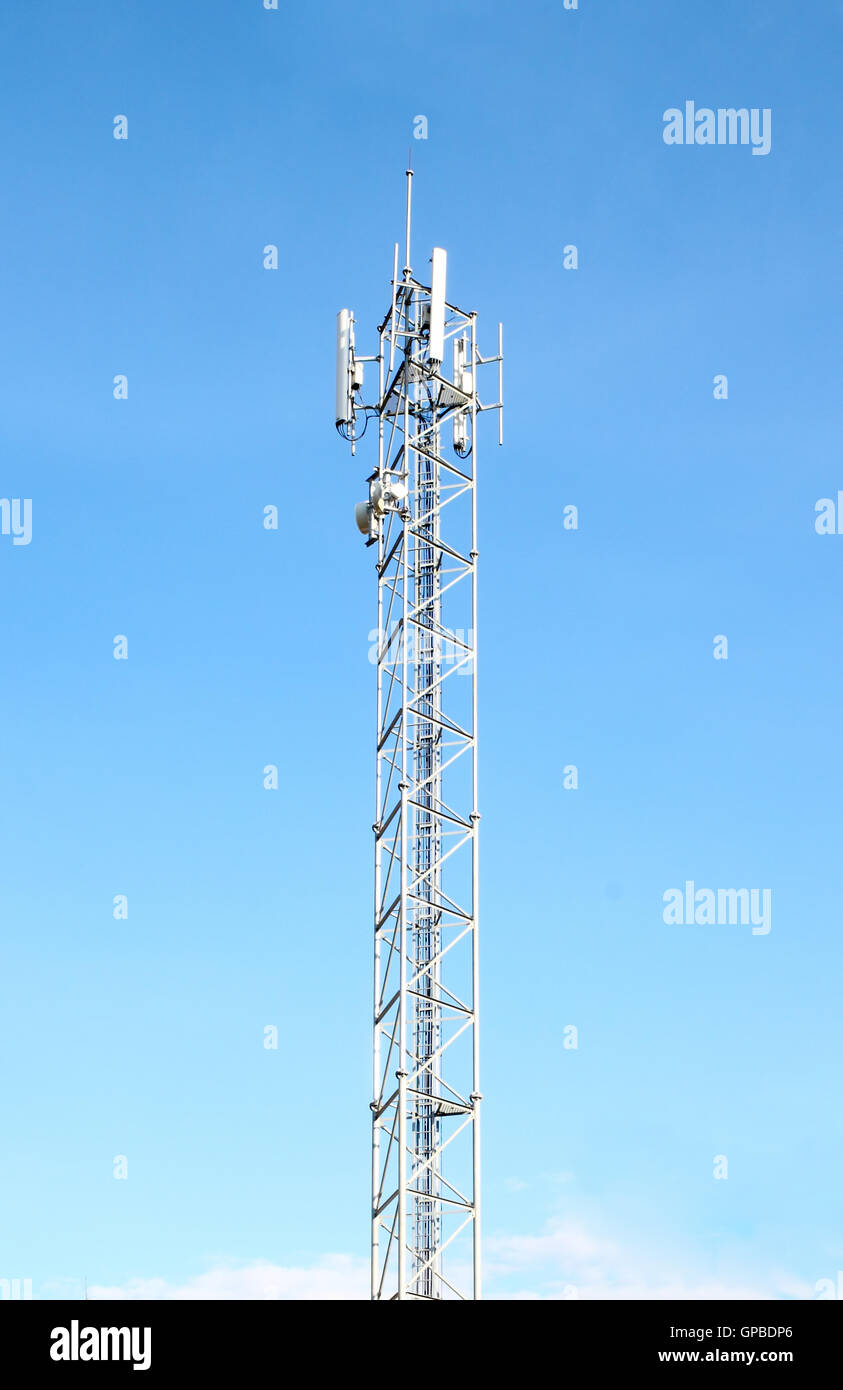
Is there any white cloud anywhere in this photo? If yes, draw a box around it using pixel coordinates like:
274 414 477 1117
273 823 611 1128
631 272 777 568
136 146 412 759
485 1217 814 1301
83 1212 815 1303
88 1255 368 1302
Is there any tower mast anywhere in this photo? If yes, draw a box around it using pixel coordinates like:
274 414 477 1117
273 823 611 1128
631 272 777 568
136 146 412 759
336 174 503 1299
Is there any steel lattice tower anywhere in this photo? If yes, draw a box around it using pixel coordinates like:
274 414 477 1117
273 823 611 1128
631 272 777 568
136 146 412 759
335 173 502 1300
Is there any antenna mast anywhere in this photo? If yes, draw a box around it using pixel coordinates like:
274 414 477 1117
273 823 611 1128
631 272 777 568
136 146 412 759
336 175 503 1300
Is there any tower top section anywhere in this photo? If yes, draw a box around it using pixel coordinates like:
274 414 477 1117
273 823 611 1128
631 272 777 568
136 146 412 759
334 172 503 492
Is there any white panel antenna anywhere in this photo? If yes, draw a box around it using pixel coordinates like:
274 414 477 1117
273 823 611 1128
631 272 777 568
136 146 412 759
335 308 353 427
428 247 446 366
453 336 468 451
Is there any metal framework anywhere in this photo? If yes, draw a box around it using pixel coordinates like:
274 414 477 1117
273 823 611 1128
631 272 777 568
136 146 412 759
336 173 502 1300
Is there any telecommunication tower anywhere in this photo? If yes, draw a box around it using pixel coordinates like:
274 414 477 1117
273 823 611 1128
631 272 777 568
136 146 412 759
335 171 502 1300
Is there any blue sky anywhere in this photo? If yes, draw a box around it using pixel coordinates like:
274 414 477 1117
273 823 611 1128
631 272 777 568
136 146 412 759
1 0 841 1299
